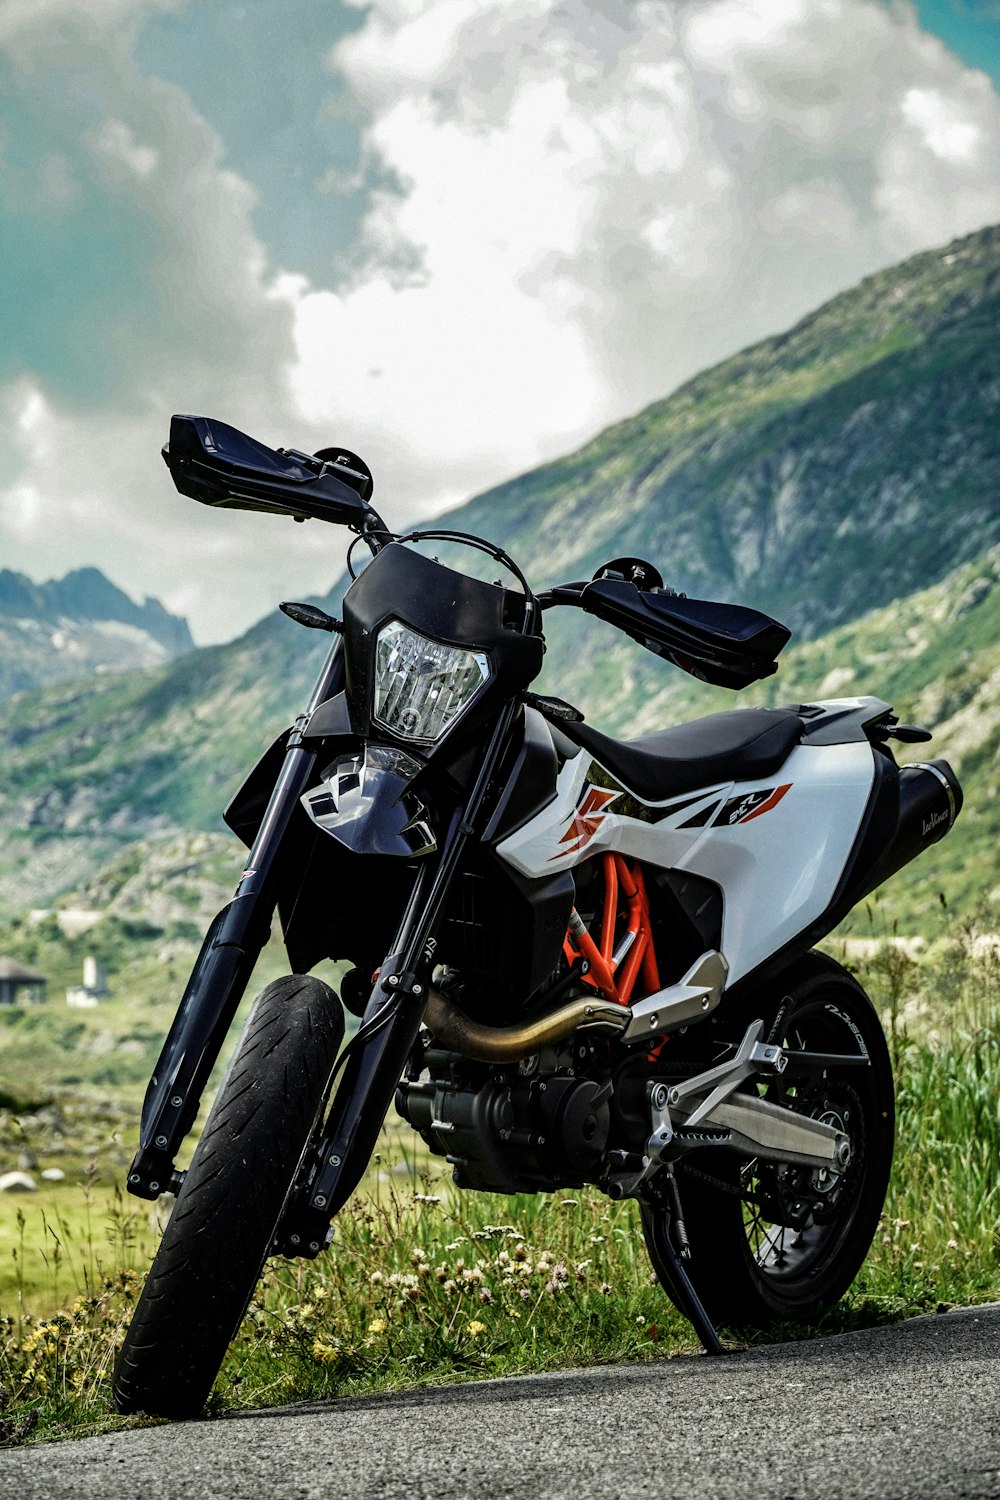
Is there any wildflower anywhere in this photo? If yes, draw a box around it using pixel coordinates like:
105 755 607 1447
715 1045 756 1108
369 1271 385 1285
600 1283 612 1295
312 1339 338 1366
442 1279 458 1295
635 1315 646 1326
947 1238 960 1250
519 1287 531 1300
410 1247 427 1265
466 1320 487 1337
479 1288 493 1304
367 1318 387 1337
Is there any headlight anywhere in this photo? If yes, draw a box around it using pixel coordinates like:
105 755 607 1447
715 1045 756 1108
372 619 491 744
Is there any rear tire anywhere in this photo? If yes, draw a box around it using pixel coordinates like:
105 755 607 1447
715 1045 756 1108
642 951 894 1328
112 974 344 1418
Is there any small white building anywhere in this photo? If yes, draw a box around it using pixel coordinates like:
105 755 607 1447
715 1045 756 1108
66 955 110 1008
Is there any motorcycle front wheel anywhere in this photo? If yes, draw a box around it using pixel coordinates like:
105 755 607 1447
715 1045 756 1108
112 973 344 1419
641 950 894 1329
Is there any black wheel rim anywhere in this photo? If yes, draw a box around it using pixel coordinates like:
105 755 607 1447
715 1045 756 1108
738 998 873 1292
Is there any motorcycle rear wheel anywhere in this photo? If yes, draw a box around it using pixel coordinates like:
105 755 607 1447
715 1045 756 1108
641 951 894 1329
112 973 344 1418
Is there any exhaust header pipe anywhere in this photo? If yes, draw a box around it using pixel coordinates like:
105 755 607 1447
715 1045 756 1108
422 988 629 1062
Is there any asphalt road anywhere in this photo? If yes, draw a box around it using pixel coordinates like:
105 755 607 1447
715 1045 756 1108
3 1303 999 1500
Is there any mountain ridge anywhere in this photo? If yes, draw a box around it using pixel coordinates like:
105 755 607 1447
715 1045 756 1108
0 564 194 701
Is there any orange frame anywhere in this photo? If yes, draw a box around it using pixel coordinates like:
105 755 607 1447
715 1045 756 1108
562 853 661 1006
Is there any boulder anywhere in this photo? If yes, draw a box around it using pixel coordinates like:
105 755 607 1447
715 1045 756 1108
0 1171 37 1192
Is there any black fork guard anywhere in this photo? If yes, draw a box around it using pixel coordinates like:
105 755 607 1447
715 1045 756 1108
126 641 347 1200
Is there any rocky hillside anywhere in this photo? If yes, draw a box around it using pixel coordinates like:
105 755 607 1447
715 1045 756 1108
449 222 1000 641
0 607 329 909
0 566 194 701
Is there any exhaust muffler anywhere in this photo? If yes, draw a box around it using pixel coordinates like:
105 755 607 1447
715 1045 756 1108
863 757 963 897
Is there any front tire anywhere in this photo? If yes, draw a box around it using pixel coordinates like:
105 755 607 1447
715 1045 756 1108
113 974 344 1418
642 951 894 1328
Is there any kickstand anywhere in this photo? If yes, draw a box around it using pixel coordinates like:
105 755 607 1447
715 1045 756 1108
656 1226 725 1356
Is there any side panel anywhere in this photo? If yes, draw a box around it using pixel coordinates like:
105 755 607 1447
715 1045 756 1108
496 739 875 989
678 742 873 984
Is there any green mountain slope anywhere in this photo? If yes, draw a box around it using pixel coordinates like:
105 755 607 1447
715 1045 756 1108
0 541 995 929
446 222 1000 640
0 616 330 908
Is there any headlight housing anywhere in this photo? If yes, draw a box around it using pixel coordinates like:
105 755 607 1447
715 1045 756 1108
372 619 491 744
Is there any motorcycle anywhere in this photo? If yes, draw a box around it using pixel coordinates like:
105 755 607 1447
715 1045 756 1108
112 415 963 1418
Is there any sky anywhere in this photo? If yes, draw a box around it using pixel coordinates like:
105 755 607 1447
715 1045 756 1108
1 0 999 645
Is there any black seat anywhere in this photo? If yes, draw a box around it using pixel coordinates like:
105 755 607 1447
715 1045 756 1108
555 708 803 803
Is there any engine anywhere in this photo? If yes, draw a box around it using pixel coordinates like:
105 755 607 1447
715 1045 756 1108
395 1041 615 1194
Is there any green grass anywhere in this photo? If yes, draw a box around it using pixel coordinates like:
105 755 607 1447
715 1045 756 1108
1 920 999 1447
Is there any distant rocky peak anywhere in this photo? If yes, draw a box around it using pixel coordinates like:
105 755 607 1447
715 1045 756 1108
0 566 193 656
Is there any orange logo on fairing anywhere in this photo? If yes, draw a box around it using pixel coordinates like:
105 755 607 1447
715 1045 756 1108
551 785 619 859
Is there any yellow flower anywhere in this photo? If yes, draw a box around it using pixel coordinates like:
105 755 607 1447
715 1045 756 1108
466 1320 487 1337
367 1317 387 1337
311 1340 338 1366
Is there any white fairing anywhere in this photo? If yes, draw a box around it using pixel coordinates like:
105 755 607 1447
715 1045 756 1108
496 722 875 989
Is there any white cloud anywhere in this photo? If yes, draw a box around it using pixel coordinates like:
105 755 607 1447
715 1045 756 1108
89 119 161 180
2 0 1000 643
279 0 1000 526
0 0 335 642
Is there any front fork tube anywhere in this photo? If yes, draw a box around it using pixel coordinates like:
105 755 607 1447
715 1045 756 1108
126 640 346 1201
278 701 522 1252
